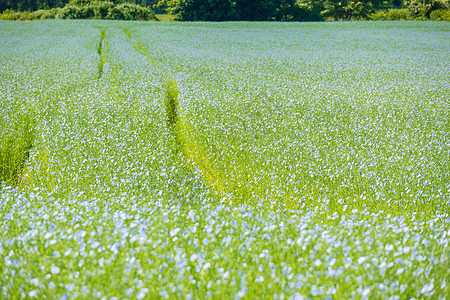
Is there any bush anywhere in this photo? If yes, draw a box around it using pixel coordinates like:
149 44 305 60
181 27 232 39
320 0 376 21
90 1 114 19
107 3 155 20
0 10 36 21
58 1 155 20
1 8 61 21
404 0 449 18
32 8 62 20
69 0 126 4
57 4 95 19
430 9 450 21
1 1 156 21
369 9 412 20
0 9 17 20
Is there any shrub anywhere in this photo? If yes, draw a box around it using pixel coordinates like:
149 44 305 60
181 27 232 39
90 1 114 19
369 9 412 20
32 9 50 19
57 4 95 19
0 10 36 21
0 1 156 21
69 0 126 4
320 0 376 21
32 8 62 20
1 9 19 20
0 9 17 20
107 3 155 20
1 8 64 21
430 9 450 21
404 0 449 18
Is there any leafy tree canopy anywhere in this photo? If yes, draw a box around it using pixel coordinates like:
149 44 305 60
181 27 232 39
0 0 155 12
156 0 414 21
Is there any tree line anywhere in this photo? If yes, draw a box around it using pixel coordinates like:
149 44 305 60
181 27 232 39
157 0 448 21
1 0 448 21
0 0 157 20
0 0 158 12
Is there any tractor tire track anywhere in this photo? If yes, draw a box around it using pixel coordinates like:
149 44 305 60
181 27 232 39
97 29 106 79
122 28 228 200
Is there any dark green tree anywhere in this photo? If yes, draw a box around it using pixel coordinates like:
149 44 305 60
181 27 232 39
157 0 233 20
320 0 393 20
157 0 323 21
404 0 449 17
0 0 155 12
0 0 70 12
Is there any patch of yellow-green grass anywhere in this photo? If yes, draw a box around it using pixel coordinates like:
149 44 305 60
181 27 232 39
156 14 175 21
178 118 228 198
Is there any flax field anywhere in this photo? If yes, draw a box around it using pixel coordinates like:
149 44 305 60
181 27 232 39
0 20 449 299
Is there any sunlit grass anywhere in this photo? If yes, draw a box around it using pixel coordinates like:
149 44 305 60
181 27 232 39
156 14 175 22
0 104 35 186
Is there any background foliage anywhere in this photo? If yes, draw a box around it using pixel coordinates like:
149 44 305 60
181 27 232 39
404 0 449 17
0 0 158 13
156 0 448 21
0 0 156 20
1 0 448 20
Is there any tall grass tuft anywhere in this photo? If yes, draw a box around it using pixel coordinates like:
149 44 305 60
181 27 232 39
0 110 36 187
97 29 106 78
164 79 180 130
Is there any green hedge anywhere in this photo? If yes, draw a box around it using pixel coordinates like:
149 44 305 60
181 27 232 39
369 8 450 21
107 3 155 20
0 0 155 21
33 8 62 19
0 1 448 22
369 9 413 20
430 9 450 21
57 4 95 19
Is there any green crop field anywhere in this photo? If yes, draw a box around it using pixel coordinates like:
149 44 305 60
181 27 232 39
0 20 449 299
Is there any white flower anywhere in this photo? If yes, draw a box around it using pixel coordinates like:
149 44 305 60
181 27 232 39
421 282 434 294
170 228 180 237
51 265 60 274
